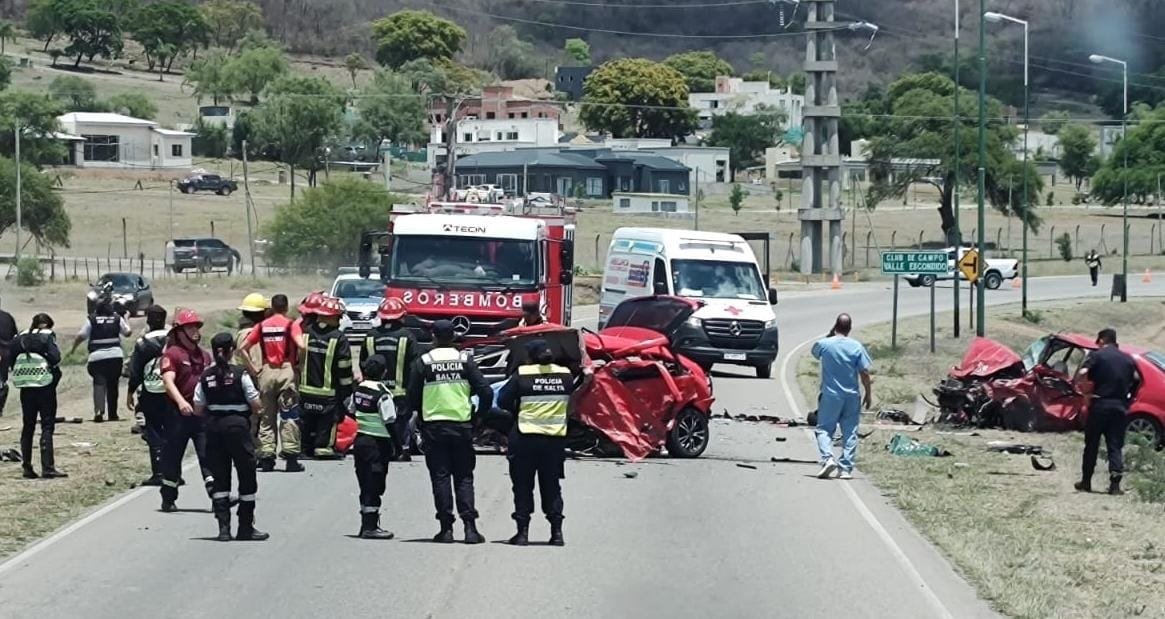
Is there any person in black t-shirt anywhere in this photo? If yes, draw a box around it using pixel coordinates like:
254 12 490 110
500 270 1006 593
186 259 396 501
1075 328 1142 495
0 296 19 417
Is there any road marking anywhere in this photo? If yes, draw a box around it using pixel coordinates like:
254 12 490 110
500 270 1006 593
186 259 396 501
780 338 955 619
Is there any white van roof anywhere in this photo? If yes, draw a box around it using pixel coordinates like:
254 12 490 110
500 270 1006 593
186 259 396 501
610 227 758 263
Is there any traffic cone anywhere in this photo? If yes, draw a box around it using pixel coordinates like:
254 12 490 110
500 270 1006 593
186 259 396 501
1012 275 1022 289
831 273 842 290
1144 268 1152 284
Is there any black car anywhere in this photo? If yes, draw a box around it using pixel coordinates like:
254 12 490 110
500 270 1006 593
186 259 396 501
167 238 241 274
176 173 238 196
88 272 154 316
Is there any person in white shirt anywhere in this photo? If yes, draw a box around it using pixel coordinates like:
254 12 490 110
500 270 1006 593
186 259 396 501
70 298 132 422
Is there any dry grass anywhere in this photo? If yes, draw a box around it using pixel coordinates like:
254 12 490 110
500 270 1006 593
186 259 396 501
798 300 1165 618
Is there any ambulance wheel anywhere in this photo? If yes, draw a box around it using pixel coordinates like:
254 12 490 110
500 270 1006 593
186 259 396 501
755 362 773 379
667 407 709 458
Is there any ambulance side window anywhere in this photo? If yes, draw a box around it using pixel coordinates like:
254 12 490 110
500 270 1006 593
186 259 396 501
652 258 669 295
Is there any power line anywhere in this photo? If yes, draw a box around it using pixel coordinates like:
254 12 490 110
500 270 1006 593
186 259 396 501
496 0 770 6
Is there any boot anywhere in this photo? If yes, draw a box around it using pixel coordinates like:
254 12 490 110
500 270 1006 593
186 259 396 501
1108 476 1124 496
508 523 529 546
236 504 270 541
160 500 177 513
22 467 38 479
216 522 233 541
140 475 163 486
359 512 395 540
40 435 67 478
259 458 276 473
284 456 304 473
433 520 455 544
213 497 232 541
463 519 485 545
549 521 565 547
1074 479 1092 493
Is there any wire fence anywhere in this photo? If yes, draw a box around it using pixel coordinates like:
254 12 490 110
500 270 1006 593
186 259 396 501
32 254 324 283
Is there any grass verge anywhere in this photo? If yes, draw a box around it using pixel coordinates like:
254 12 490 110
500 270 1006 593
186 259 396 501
798 299 1165 618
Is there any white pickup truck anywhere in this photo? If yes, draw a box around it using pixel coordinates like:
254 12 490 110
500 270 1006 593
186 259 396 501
904 246 1020 290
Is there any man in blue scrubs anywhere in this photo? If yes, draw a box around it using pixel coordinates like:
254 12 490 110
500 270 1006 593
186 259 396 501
811 314 872 480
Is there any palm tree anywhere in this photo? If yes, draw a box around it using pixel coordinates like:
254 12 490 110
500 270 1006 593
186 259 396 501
0 21 16 57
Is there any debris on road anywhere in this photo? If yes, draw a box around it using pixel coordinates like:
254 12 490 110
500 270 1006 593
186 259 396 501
887 433 951 457
622 471 638 479
1031 455 1056 471
735 463 758 470
774 436 788 442
54 417 83 424
986 441 1046 455
1 448 21 462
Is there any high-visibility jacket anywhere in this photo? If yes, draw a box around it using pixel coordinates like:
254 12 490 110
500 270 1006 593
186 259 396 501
352 380 394 438
298 326 353 398
514 363 573 437
200 366 250 417
137 329 169 394
88 315 122 353
10 329 59 389
362 326 416 397
419 347 473 423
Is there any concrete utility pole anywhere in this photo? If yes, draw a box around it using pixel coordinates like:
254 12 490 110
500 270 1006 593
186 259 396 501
799 0 844 276
14 126 22 265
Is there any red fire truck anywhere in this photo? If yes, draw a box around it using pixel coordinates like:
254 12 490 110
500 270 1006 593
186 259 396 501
359 201 576 351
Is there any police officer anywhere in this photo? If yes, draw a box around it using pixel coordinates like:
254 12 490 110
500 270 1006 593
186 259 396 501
362 298 418 461
297 295 354 459
1075 328 1142 495
406 320 492 544
8 313 65 479
348 354 396 540
195 333 267 541
1085 249 1102 287
127 305 171 486
497 339 575 546
71 289 132 422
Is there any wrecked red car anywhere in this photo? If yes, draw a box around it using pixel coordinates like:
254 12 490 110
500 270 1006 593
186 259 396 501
479 296 715 460
935 334 1165 445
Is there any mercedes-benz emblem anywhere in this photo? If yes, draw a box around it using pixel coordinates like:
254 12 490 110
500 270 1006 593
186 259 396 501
451 315 472 336
729 321 742 336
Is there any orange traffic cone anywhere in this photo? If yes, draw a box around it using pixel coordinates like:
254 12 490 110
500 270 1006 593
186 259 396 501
831 273 842 290
1012 276 1022 289
1144 268 1152 284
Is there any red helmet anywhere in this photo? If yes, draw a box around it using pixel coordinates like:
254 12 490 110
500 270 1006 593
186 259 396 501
172 308 203 329
298 291 325 316
315 295 346 318
377 297 408 321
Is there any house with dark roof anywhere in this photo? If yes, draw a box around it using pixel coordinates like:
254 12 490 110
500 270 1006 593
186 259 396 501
554 66 595 101
452 148 691 198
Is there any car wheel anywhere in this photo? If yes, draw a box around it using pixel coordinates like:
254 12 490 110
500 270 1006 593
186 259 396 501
666 407 709 458
984 271 1003 290
199 258 211 274
755 362 773 379
1127 414 1164 448
182 186 193 194
172 266 183 274
919 274 937 287
906 278 921 288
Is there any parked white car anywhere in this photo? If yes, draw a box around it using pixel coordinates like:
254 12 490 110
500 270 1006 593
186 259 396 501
904 247 1020 290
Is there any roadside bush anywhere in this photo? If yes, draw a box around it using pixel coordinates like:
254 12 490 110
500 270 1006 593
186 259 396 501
15 257 44 286
264 178 400 268
1124 434 1165 506
1023 309 1044 324
193 120 230 158
1046 191 1054 207
1056 232 1073 262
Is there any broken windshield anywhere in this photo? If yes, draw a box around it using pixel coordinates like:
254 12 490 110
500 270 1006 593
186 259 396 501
1022 336 1049 372
390 235 537 287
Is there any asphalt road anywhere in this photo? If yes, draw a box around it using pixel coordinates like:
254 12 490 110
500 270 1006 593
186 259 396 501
2 274 1162 618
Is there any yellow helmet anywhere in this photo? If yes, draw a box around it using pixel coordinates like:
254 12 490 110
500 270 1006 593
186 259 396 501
237 293 269 313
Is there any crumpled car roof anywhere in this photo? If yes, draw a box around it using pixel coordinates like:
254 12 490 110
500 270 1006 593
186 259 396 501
950 337 1023 379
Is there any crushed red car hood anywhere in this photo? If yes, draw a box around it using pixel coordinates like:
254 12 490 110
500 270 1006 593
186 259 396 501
950 337 1024 379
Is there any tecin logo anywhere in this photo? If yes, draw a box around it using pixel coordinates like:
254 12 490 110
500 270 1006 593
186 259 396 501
442 224 488 234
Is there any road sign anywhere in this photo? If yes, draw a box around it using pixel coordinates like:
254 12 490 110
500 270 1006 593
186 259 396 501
880 251 948 275
958 249 981 283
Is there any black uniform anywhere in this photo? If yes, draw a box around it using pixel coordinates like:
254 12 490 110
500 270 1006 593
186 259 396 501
128 329 172 482
198 365 262 537
1080 345 1141 486
86 313 126 420
362 324 419 457
406 348 492 527
6 329 62 475
497 363 575 528
1085 251 1102 287
298 323 354 458
0 307 18 417
349 381 395 518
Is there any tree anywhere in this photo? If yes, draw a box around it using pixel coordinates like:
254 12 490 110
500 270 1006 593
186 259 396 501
663 50 733 93
0 58 10 91
224 44 288 105
1057 124 1099 191
0 156 71 248
705 107 786 172
787 72 806 95
563 38 590 65
26 0 69 52
355 69 425 148
251 75 344 199
483 26 539 80
728 183 747 216
61 2 124 68
1091 105 1165 205
370 10 466 69
0 91 67 166
48 75 101 110
1039 110 1070 136
183 51 234 105
740 69 784 88
106 92 156 119
861 72 1042 240
199 0 263 51
344 53 368 88
579 58 696 139
0 20 16 56
264 178 398 268
130 1 209 73
192 119 229 157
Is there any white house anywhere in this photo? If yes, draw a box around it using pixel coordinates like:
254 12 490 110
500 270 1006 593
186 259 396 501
586 139 733 187
612 192 691 216
56 112 195 169
428 117 560 169
689 76 803 129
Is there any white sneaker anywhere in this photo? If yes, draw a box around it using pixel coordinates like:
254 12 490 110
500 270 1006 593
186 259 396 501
839 470 853 480
817 460 839 479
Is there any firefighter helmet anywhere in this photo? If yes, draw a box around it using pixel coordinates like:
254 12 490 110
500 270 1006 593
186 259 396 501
315 295 346 318
377 297 408 321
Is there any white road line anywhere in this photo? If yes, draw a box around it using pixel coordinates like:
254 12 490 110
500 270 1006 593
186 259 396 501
781 338 955 619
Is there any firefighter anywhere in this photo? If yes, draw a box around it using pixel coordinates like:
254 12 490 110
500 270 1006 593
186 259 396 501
406 320 493 544
518 300 545 327
297 295 354 459
8 313 65 479
348 354 396 540
361 298 419 461
234 293 268 442
70 286 132 422
497 339 575 546
241 293 303 472
159 309 215 512
126 305 171 486
195 333 268 541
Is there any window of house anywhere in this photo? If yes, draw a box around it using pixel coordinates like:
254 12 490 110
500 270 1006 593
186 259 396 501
496 131 505 141
538 112 545 118
171 144 183 157
505 131 519 141
659 179 670 194
486 112 496 119
508 113 515 119
81 135 119 162
619 198 631 209
710 100 720 109
497 173 518 192
586 177 603 196
521 112 529 119
660 201 677 212
463 132 474 142
651 201 660 212
458 174 485 187
153 144 159 157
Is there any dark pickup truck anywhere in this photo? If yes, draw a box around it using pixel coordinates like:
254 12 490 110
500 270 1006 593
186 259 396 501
177 173 238 196
167 238 241 274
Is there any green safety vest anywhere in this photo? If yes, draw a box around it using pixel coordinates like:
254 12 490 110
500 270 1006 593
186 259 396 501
353 380 393 438
143 356 165 394
515 363 572 437
420 348 473 423
364 332 409 397
12 352 53 389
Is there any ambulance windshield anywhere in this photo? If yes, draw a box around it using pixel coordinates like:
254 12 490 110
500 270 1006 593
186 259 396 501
391 235 537 286
670 259 766 300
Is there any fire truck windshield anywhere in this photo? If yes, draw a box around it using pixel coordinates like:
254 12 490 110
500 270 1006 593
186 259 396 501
391 235 537 287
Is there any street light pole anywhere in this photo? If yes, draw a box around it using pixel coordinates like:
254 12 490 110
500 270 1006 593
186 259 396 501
952 0 962 338
14 126 21 266
1090 54 1129 302
985 12 1029 315
975 0 987 336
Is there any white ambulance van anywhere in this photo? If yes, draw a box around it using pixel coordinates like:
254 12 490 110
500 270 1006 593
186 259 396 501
599 228 779 378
